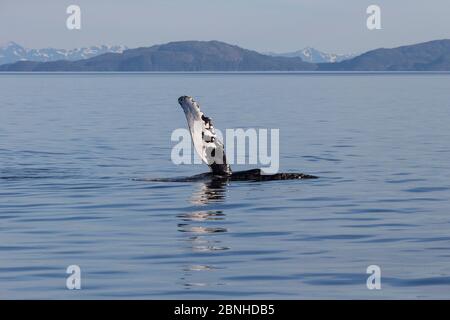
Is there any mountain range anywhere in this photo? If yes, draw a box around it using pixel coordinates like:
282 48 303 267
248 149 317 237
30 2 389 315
0 41 127 65
1 39 450 71
0 41 352 66
0 41 315 71
265 47 356 63
317 39 450 71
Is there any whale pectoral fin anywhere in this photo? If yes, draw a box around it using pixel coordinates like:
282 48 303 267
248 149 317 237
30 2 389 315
178 96 232 175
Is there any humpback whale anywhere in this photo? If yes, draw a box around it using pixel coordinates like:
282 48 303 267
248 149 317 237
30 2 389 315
176 96 318 181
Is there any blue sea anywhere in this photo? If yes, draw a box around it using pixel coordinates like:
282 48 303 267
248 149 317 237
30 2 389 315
1 73 450 299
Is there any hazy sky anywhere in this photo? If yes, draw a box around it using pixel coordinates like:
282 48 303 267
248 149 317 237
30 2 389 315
1 0 450 54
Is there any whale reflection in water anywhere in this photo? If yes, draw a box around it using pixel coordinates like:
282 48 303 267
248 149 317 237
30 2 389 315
177 180 230 288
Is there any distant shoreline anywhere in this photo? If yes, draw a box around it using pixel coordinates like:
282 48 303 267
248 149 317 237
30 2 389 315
2 39 450 72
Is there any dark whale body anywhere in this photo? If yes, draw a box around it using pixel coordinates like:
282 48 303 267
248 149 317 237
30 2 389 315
150 169 318 182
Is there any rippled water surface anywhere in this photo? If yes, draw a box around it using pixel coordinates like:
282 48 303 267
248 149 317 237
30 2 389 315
1 73 450 299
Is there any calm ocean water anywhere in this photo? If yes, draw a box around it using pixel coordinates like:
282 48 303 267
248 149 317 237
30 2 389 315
1 73 450 299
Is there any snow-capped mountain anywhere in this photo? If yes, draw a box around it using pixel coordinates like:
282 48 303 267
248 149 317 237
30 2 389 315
0 41 128 66
0 41 356 67
266 47 356 63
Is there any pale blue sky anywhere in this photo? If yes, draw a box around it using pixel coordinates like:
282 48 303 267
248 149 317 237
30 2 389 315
1 0 450 54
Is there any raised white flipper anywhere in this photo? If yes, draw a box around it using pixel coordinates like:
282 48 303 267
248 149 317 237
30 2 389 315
178 96 231 175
